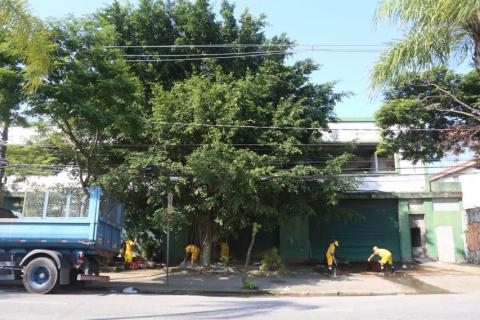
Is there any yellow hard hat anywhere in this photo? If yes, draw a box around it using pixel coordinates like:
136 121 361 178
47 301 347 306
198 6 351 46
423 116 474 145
373 246 378 251
334 240 339 246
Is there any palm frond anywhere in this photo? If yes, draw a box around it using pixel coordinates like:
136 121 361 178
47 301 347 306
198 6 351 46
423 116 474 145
0 0 52 92
372 0 480 90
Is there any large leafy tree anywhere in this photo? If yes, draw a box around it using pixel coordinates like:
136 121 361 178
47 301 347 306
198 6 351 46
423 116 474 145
376 69 480 161
103 60 355 265
0 0 52 91
372 0 480 89
29 18 142 208
0 46 24 204
372 0 480 160
98 0 288 106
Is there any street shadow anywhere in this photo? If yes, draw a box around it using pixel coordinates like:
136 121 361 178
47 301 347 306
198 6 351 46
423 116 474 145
0 281 26 299
88 299 320 320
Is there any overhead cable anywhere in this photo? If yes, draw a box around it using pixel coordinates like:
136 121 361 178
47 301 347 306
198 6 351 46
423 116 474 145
107 43 386 49
150 121 477 132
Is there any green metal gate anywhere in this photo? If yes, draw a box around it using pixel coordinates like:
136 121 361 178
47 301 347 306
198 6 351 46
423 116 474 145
309 199 400 262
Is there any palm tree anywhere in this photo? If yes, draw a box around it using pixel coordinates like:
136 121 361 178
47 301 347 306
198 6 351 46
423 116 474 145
371 0 480 89
0 0 51 92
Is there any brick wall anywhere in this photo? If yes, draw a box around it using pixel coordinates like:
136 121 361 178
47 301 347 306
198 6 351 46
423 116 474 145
466 208 480 264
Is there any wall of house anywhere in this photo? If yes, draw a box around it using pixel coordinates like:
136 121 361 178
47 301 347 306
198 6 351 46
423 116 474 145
279 216 311 262
357 175 427 193
459 169 480 210
466 208 480 264
307 198 401 262
320 119 381 143
425 198 465 261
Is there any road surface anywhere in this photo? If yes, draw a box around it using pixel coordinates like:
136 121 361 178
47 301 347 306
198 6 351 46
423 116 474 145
0 287 479 320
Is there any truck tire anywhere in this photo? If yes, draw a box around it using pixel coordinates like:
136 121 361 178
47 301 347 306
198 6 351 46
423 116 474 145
23 257 59 294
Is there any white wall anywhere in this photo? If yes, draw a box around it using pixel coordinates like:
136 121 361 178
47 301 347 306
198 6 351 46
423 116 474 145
458 168 480 209
320 121 381 143
6 127 81 191
356 174 426 193
7 127 37 145
6 171 80 192
7 123 430 194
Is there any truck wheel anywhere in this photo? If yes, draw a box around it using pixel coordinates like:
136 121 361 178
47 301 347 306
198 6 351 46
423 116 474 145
23 257 59 294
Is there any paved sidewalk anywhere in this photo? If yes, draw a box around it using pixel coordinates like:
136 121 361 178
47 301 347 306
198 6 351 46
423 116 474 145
87 268 416 296
409 262 480 293
87 262 480 296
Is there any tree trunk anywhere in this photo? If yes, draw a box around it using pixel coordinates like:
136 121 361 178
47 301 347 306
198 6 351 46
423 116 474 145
469 14 480 72
200 212 212 266
242 224 259 282
0 122 9 207
79 186 89 217
473 34 480 72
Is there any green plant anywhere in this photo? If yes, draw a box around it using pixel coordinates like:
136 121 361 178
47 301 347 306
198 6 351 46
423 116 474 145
242 278 256 290
219 255 230 266
260 248 285 272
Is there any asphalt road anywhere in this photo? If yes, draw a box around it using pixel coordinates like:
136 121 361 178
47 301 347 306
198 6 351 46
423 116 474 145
0 287 479 320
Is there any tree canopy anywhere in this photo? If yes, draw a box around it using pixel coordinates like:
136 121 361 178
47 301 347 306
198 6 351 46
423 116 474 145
29 17 142 193
372 0 480 89
376 68 480 161
1 0 358 262
101 56 356 263
98 0 289 105
0 0 52 91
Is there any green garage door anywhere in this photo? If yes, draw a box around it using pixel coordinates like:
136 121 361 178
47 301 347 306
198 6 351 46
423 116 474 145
309 199 400 262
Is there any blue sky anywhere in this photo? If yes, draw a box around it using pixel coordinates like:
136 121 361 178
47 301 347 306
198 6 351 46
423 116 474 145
29 0 402 117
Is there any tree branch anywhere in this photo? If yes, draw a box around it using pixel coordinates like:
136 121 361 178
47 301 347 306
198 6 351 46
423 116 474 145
83 129 101 186
430 106 480 122
425 81 480 117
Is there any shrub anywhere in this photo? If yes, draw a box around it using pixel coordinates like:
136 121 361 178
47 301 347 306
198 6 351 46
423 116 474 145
219 255 231 266
242 278 256 290
260 248 285 272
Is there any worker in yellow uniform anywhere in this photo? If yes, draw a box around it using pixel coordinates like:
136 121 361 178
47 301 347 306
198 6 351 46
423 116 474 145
220 242 229 261
325 240 339 276
185 244 201 265
124 238 136 270
368 246 395 275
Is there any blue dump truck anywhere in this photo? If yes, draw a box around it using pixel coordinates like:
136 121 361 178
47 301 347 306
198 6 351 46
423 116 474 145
0 187 124 294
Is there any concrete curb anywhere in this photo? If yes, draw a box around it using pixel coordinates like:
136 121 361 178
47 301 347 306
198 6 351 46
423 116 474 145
85 282 443 297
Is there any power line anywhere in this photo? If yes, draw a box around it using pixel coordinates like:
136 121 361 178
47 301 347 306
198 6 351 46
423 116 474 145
125 51 289 62
124 48 381 58
150 121 477 132
124 48 385 62
4 161 477 173
124 50 288 58
107 43 386 49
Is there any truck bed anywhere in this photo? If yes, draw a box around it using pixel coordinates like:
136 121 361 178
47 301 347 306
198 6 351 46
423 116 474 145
0 187 123 257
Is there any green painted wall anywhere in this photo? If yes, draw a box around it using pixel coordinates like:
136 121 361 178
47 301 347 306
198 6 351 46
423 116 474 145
161 228 188 262
398 199 412 262
229 228 279 261
424 198 465 261
432 212 465 260
424 199 437 259
279 215 310 262
309 199 401 262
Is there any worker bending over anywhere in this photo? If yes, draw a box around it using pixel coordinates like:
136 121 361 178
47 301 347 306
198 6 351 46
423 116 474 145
326 240 339 276
185 244 201 265
368 246 395 275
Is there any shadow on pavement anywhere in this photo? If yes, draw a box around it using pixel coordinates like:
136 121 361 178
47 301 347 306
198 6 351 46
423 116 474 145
88 299 319 320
